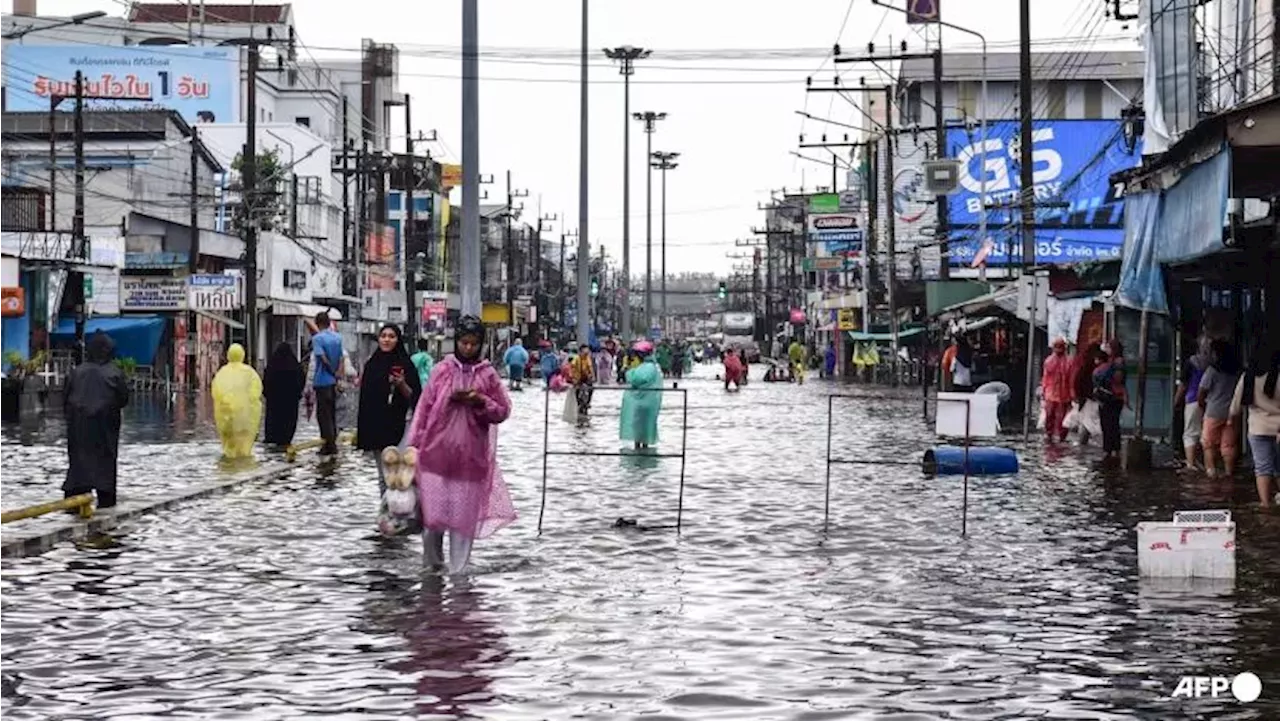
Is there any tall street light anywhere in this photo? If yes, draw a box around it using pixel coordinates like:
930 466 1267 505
633 110 666 335
576 0 591 346
651 150 679 333
604 45 650 341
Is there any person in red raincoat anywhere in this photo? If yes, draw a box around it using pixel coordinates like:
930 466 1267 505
1041 337 1074 442
723 348 746 391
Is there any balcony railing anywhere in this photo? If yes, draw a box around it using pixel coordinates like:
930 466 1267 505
1 188 46 231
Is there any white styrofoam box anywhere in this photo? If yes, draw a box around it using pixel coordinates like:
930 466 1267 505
1137 510 1235 579
935 392 1000 438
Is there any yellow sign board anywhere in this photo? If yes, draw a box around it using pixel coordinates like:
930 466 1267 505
441 164 463 190
837 308 858 331
481 302 509 325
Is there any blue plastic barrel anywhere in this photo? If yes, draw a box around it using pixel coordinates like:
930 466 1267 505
923 445 1019 476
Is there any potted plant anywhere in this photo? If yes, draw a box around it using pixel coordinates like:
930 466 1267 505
2 350 47 422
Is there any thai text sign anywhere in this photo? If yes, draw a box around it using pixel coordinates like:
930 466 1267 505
2 45 239 123
188 274 240 311
946 119 1140 266
121 276 186 311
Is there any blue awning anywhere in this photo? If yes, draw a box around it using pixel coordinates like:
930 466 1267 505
51 316 166 364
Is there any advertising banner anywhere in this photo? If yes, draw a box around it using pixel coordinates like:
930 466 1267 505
946 119 1140 266
809 193 840 214
808 213 864 256
121 276 186 311
2 45 240 123
441 164 463 190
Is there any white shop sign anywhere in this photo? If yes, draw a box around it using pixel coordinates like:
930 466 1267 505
188 274 241 311
120 276 187 311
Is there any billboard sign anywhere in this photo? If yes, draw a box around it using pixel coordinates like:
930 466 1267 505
809 193 840 214
2 45 240 123
120 276 186 311
808 213 863 256
188 274 240 311
946 119 1140 266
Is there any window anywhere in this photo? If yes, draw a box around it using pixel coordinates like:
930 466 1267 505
902 84 922 125
1045 81 1066 118
413 196 430 213
387 192 403 212
1084 83 1103 119
295 116 311 128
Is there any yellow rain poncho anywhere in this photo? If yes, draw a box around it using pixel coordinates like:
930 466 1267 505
211 343 263 459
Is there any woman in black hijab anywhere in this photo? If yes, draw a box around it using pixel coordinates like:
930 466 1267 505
357 324 422 489
263 342 305 446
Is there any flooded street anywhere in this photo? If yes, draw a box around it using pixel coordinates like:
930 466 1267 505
3 365 1279 720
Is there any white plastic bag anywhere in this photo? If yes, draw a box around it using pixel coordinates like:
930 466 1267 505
1063 406 1080 431
562 387 579 424
1036 403 1047 430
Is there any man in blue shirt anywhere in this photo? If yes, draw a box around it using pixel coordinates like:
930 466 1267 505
311 311 344 459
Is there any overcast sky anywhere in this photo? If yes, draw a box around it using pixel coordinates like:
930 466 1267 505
16 0 1137 273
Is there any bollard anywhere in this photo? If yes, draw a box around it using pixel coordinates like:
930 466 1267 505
1 493 94 524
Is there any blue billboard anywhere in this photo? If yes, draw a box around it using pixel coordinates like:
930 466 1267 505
2 45 239 124
946 120 1140 266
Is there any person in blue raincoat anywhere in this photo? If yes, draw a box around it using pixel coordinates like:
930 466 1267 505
620 341 664 449
540 344 560 387
503 338 530 390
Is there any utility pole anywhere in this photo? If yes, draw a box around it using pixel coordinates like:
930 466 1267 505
188 125 201 385
604 45 651 341
1018 0 1035 270
866 146 879 333
933 48 950 280
340 97 352 296
404 93 416 338
71 71 86 364
47 96 57 231
460 0 481 318
633 110 666 335
243 44 260 366
883 86 899 372
504 171 528 331
651 150 679 333
576 0 591 347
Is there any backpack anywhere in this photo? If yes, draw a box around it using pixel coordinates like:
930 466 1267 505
1092 362 1119 403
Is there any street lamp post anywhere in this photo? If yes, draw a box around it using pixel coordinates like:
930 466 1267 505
651 151 679 333
633 110 666 335
870 0 988 273
604 46 651 341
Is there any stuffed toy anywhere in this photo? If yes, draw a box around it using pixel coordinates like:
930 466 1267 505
378 446 420 536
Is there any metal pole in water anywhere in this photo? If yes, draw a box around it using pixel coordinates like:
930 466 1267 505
538 379 552 534
824 394 834 530
962 399 971 537
460 0 481 317
677 388 688 533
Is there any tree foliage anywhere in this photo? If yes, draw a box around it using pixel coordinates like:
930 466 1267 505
230 148 286 234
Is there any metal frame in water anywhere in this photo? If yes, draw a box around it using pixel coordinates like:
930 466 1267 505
539 385 690 534
824 394 976 536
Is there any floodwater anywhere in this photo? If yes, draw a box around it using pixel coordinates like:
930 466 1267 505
2 364 1279 720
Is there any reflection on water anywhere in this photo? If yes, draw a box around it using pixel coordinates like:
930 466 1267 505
2 366 1279 719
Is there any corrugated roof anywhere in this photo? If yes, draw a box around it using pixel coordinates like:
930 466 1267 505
899 50 1143 83
128 3 290 24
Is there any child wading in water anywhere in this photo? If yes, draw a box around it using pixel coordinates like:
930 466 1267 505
408 315 516 573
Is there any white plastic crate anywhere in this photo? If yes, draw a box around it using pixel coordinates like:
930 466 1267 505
1137 510 1235 579
935 392 1000 439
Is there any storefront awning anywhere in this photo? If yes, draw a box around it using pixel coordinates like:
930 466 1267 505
846 327 927 343
268 301 344 321
936 286 1018 321
51 315 165 364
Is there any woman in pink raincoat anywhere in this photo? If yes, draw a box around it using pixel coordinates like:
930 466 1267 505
1041 337 1073 443
408 315 516 573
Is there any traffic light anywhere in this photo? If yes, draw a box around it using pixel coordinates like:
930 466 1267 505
717 281 727 299
589 277 599 297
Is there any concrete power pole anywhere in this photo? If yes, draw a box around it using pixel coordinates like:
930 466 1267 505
460 0 481 318
634 110 666 335
242 44 260 366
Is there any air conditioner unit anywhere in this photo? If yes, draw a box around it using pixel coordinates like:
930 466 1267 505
922 159 961 194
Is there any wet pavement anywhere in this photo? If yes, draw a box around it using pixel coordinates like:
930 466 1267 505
2 364 1279 719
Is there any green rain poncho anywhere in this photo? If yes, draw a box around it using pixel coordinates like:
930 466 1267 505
211 343 263 459
619 358 663 445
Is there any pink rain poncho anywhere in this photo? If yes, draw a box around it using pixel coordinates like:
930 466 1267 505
407 355 516 539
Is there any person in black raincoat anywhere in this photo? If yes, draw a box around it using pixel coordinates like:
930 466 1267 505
356 324 422 492
64 331 130 509
263 342 305 446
